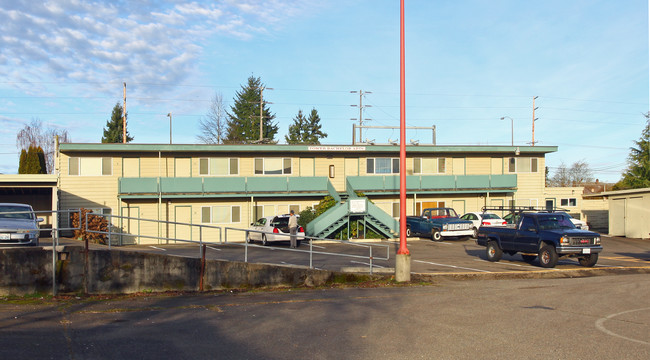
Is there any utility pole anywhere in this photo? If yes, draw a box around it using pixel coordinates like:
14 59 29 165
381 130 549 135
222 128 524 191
531 96 539 146
259 86 273 142
122 82 127 144
350 90 372 142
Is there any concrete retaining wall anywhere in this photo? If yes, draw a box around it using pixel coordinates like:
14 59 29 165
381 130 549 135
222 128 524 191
0 246 338 296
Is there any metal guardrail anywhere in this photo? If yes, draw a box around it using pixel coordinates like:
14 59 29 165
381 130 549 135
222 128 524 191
225 227 391 274
84 212 222 255
80 212 390 274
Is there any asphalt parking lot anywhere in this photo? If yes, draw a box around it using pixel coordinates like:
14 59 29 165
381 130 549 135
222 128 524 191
45 234 650 275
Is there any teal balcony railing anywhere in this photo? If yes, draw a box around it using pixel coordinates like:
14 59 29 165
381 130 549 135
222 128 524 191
119 176 331 196
346 174 517 193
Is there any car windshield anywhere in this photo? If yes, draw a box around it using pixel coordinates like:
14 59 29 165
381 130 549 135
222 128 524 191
482 213 501 220
538 215 575 230
0 205 34 220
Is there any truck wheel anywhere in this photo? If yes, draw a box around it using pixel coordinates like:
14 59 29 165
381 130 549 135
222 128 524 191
472 227 478 239
521 254 537 263
486 241 502 262
578 253 598 267
431 229 442 241
406 226 411 237
538 244 558 268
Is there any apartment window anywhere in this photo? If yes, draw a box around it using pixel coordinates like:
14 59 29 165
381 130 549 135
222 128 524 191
278 204 301 215
199 158 239 176
508 157 539 173
413 158 446 174
254 158 292 175
201 205 241 223
68 157 112 176
560 198 577 207
366 158 399 174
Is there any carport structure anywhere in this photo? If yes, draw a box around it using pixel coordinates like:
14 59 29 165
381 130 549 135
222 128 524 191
0 174 58 233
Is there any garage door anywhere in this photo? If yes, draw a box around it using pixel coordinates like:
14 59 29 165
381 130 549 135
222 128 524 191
626 197 643 238
609 198 625 236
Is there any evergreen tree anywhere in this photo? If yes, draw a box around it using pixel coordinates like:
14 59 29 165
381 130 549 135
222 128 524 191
305 108 327 144
614 113 650 190
285 108 328 144
37 146 47 174
285 110 308 144
24 146 43 174
102 103 133 143
18 149 27 174
225 76 278 143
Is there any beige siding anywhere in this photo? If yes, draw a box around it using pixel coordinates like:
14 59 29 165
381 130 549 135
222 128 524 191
452 158 465 175
344 158 359 176
299 158 315 176
466 157 490 175
59 154 120 217
122 158 140 177
491 157 503 174
140 156 166 177
175 158 191 177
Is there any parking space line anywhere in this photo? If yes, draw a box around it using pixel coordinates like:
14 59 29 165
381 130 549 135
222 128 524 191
207 246 221 251
472 259 540 269
414 259 491 273
149 246 166 251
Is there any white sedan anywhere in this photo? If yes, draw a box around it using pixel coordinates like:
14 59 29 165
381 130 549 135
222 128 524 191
0 203 43 246
556 212 589 230
460 212 507 238
248 214 305 246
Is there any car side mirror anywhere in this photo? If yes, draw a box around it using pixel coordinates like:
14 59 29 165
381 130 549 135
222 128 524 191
36 218 44 223
250 223 254 226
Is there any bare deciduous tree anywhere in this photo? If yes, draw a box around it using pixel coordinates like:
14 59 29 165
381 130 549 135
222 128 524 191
550 160 593 187
197 92 227 144
16 118 70 174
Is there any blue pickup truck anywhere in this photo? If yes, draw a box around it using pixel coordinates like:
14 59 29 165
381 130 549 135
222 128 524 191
405 207 474 241
476 212 602 268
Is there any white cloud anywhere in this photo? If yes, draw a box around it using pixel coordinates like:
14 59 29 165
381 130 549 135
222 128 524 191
0 0 320 97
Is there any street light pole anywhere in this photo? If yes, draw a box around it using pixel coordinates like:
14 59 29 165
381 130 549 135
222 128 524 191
500 116 514 146
167 112 172 144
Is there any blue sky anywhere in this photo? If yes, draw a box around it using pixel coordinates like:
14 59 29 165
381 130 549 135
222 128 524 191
0 0 648 182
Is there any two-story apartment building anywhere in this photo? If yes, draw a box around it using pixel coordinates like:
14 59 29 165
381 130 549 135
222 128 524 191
56 143 558 244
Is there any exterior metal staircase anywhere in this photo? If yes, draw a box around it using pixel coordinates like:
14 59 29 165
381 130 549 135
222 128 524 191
305 180 399 239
